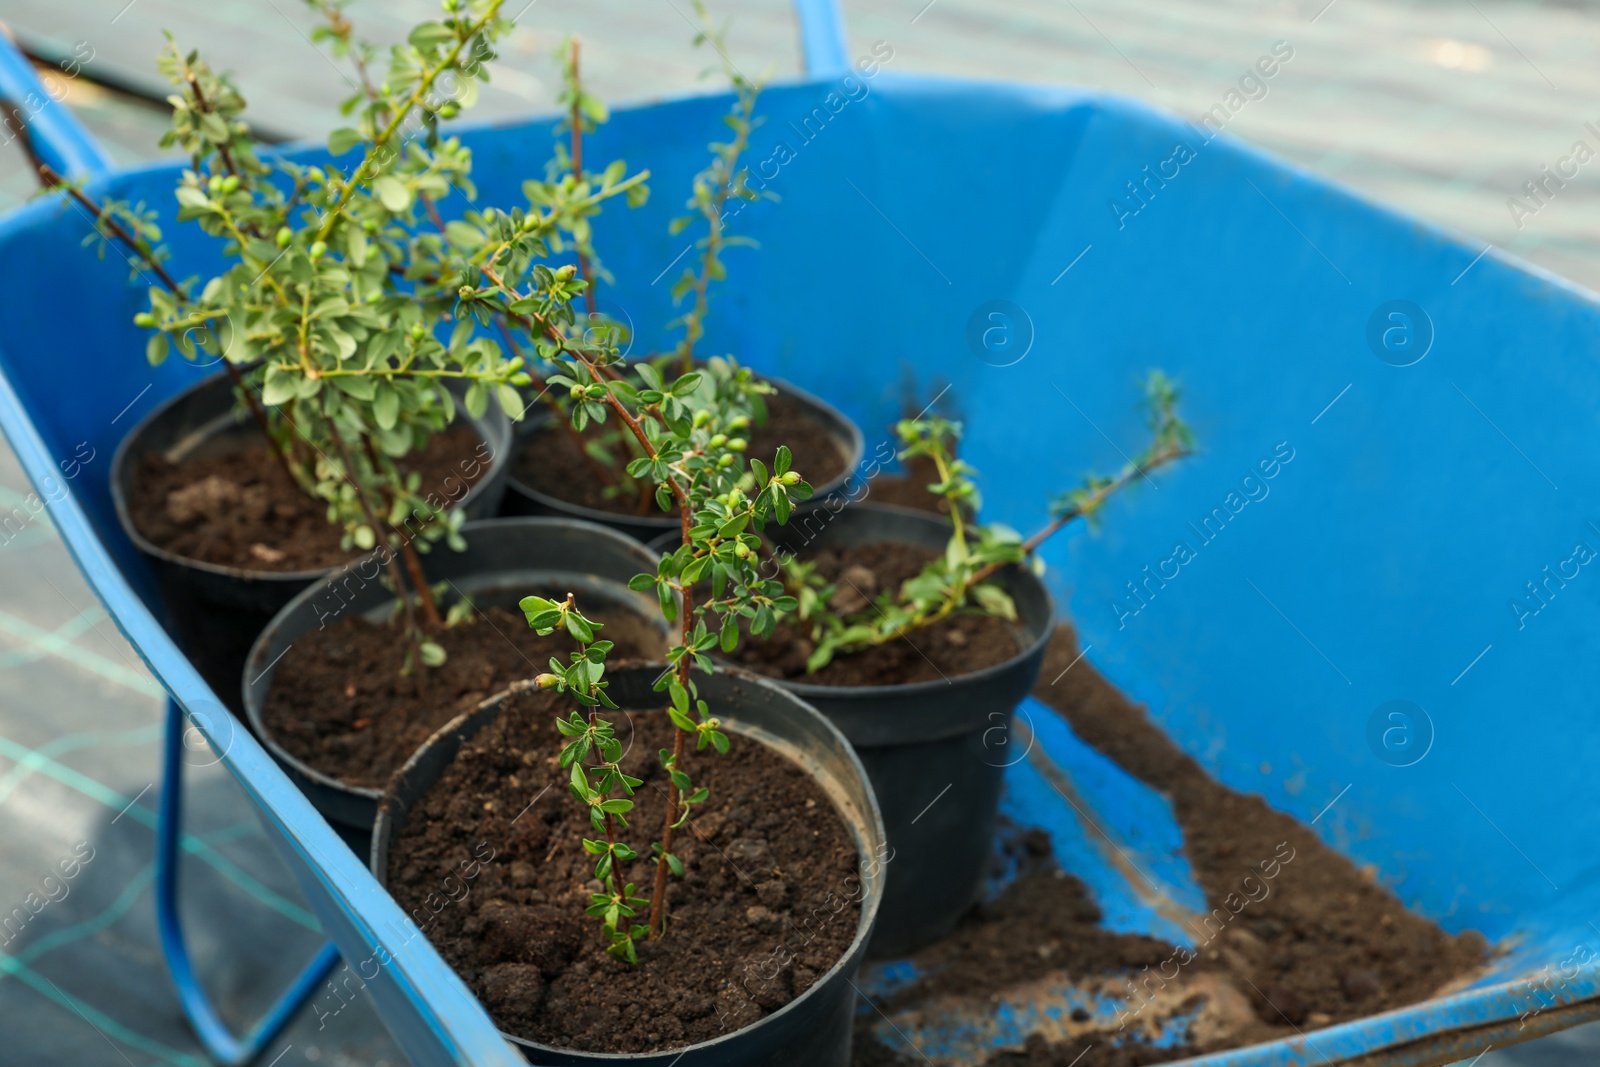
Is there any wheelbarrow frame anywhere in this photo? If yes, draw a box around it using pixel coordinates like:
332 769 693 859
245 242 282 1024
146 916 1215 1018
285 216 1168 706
0 2 1597 1065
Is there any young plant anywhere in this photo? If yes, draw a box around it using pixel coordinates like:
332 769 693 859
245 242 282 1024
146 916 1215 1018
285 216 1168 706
26 1 648 670
666 1 774 375
508 8 776 520
520 593 652 962
513 346 811 954
791 373 1193 672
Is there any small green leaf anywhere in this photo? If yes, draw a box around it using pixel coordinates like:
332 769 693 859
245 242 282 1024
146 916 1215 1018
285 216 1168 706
261 371 296 406
373 385 400 431
373 175 411 213
174 186 209 210
565 612 595 643
407 20 456 50
496 383 526 421
327 127 364 156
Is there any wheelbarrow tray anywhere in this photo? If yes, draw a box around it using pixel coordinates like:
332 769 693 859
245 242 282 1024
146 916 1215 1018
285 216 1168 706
0 61 1593 1066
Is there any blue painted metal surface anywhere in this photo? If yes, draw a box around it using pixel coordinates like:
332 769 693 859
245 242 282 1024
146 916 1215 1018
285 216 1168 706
0 38 113 179
156 697 343 1065
1 5 1598 1065
791 0 849 79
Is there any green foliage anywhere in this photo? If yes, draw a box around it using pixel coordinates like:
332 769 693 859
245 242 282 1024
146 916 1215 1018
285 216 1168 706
74 0 657 667
522 593 650 962
520 289 811 956
791 373 1193 671
666 1 776 373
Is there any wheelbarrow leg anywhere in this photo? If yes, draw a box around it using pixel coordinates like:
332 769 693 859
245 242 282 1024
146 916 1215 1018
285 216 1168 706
156 697 342 1065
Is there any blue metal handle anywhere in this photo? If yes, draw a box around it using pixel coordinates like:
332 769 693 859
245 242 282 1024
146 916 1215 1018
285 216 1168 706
157 699 343 1066
0 31 113 179
793 0 850 78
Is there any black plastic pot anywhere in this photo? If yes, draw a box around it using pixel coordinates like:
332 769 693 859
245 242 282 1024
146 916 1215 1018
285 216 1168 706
502 375 865 544
372 663 886 1067
241 517 665 848
702 502 1053 956
113 371 513 709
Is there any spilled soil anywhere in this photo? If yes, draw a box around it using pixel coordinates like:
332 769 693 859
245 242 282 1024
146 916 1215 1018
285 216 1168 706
849 451 1488 1065
386 692 864 1053
848 625 1490 1065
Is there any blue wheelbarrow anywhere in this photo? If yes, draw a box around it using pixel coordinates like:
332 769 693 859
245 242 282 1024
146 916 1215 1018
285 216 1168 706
1 1 1597 1063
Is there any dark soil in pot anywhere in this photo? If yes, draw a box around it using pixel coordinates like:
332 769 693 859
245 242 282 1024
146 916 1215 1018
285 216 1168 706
384 687 864 1055
258 605 665 790
723 539 1023 686
862 451 960 518
514 392 850 520
695 503 1051 957
129 424 487 572
847 626 1492 1066
114 372 512 710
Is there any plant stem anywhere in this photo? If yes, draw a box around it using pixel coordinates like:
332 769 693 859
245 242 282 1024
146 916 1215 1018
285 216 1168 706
588 708 629 906
647 724 687 939
314 0 505 243
477 265 685 506
419 190 447 233
360 437 442 627
184 72 240 179
929 443 966 554
483 263 699 937
15 140 298 488
398 536 442 628
326 405 415 632
968 441 1190 588
493 319 618 490
566 39 598 320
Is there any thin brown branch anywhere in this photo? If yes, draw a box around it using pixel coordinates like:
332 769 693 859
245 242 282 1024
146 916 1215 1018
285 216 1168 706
419 190 447 233
647 725 688 939
361 437 442 627
328 408 416 632
398 536 443 628
968 444 1192 588
25 151 302 488
479 264 683 503
184 72 240 179
493 319 618 490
